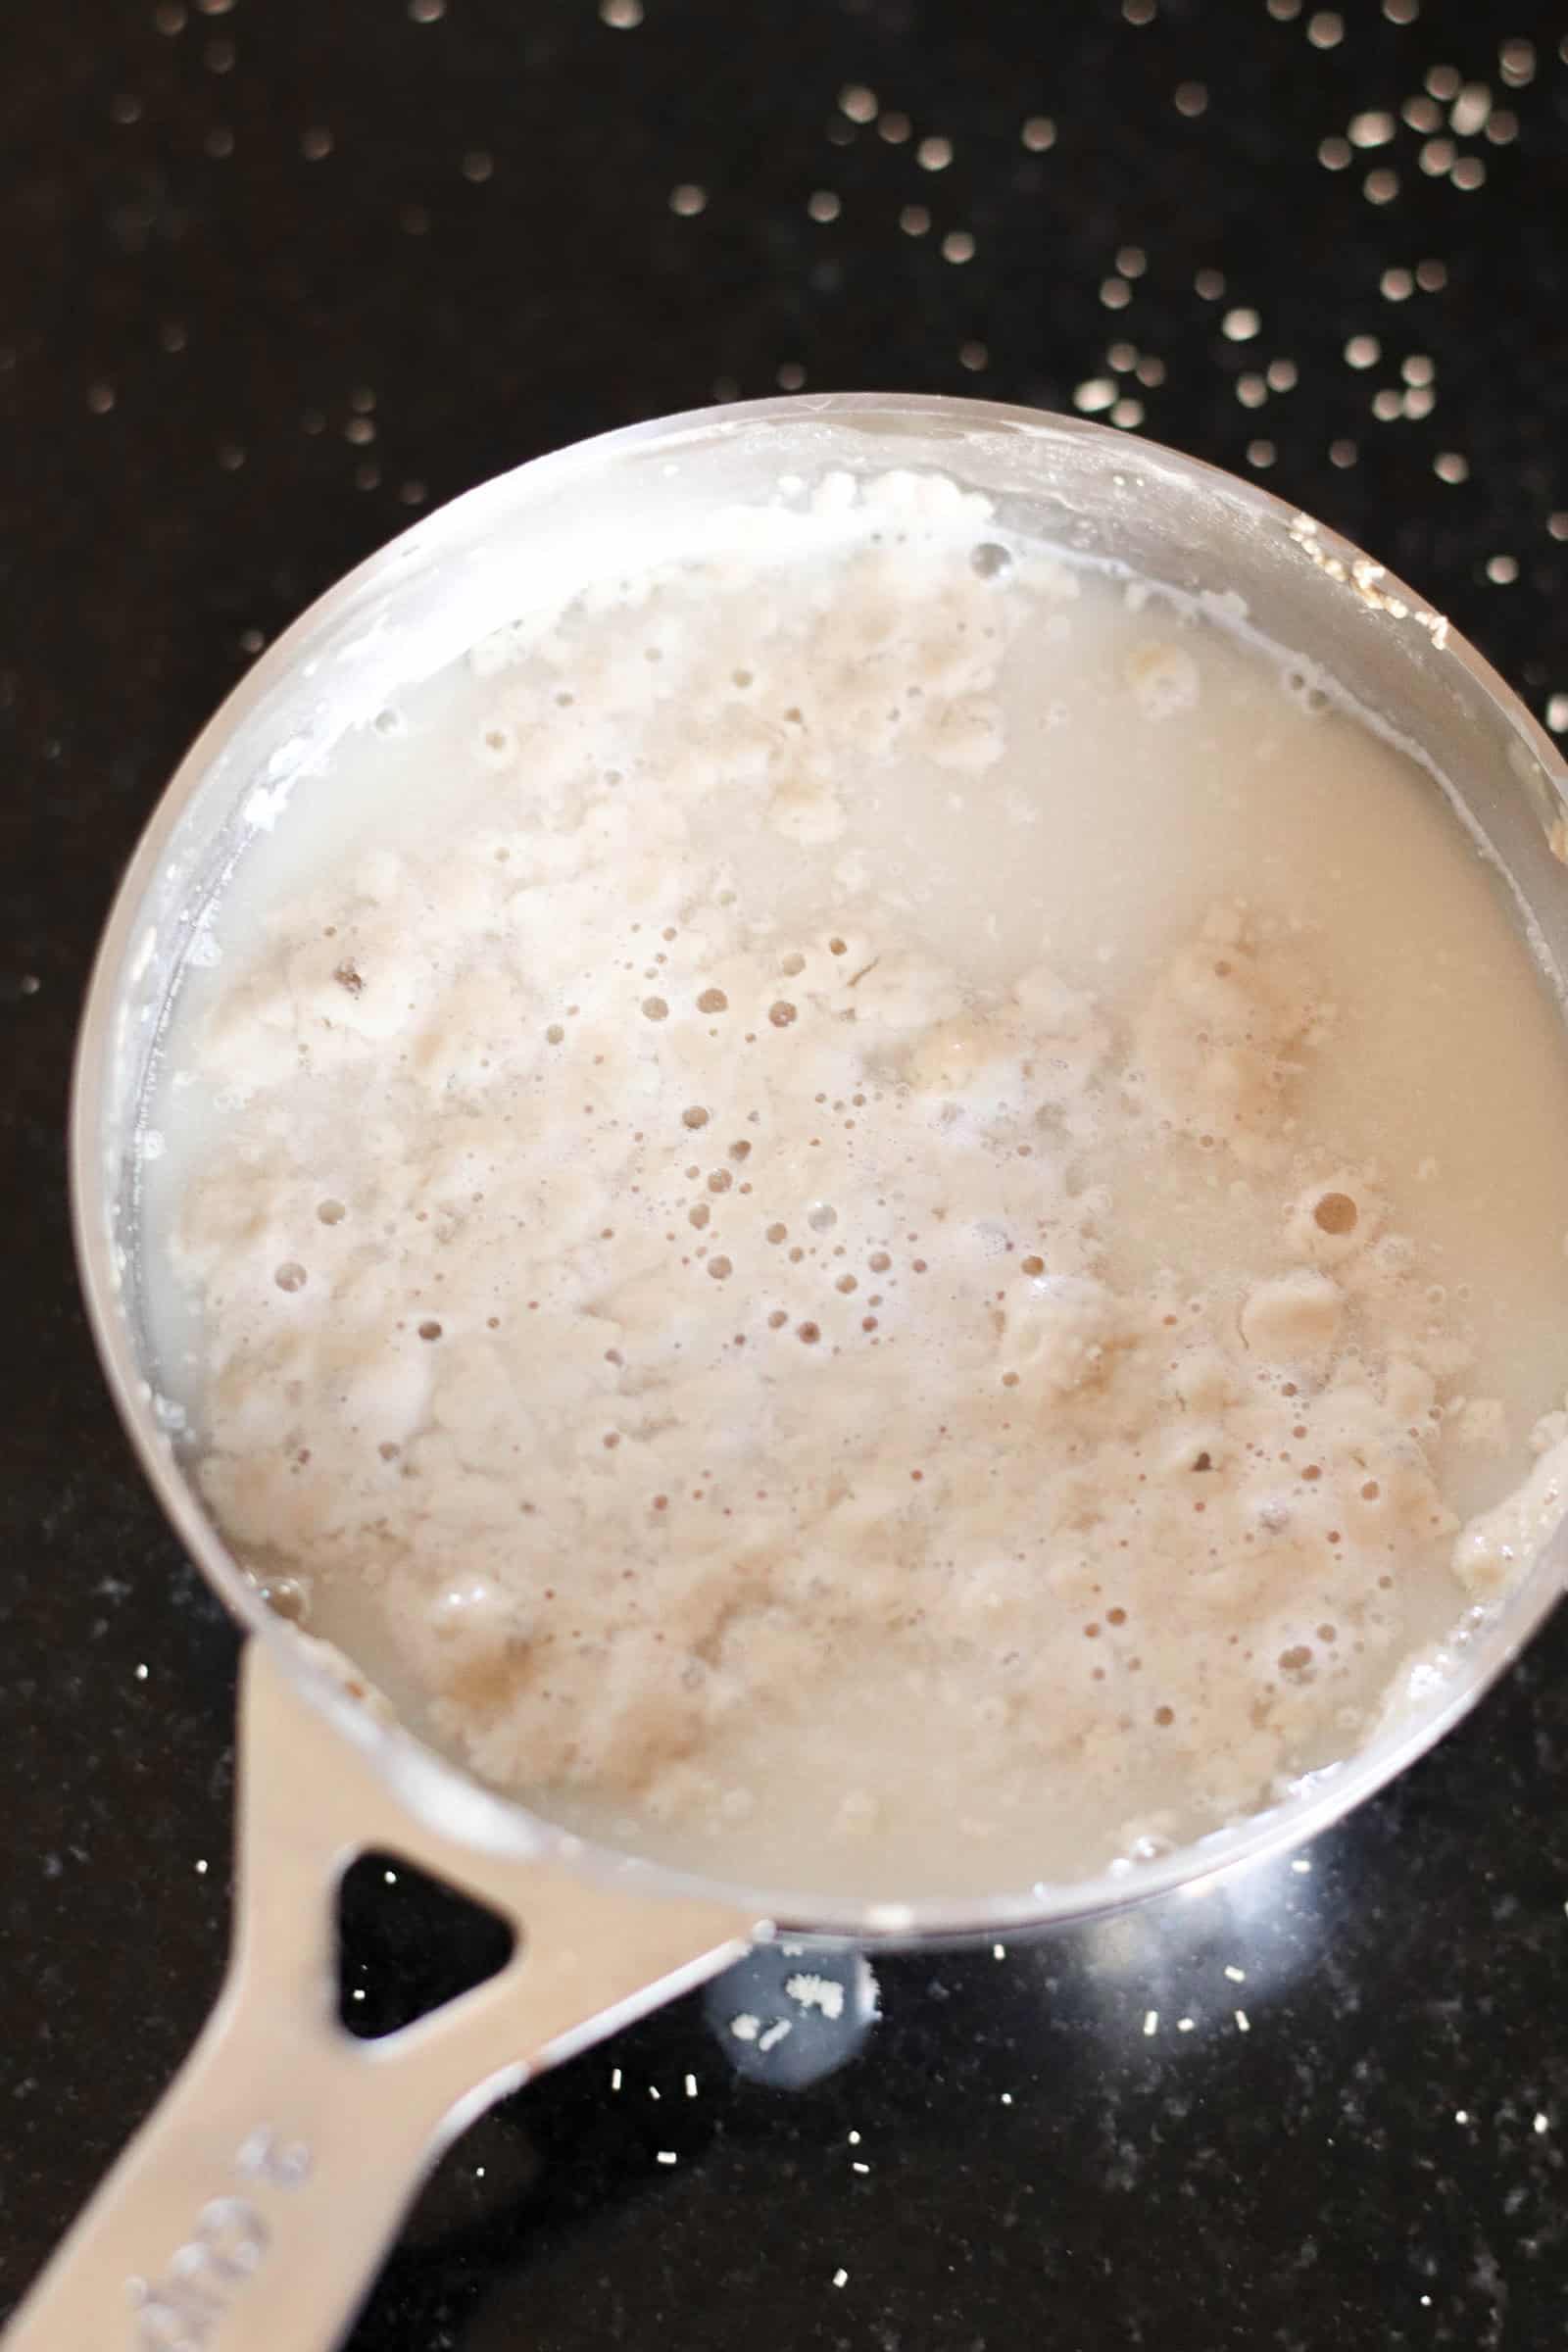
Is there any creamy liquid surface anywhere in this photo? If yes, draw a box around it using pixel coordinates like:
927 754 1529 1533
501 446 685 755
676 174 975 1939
141 467 1568 1898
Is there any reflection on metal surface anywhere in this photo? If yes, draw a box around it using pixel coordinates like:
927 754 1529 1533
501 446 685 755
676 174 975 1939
704 1947 881 2089
1079 1846 1329 2016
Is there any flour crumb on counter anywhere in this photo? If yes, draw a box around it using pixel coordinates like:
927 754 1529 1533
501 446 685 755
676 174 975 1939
785 1972 846 2020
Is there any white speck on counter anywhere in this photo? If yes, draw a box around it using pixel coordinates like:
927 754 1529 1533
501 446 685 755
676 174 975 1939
1000 2091 1013 2105
1235 2009 1250 2033
993 1943 1006 1960
785 1972 845 2020
1535 2112 1550 2135
1144 2010 1159 2035
758 2019 793 2053
611 2068 621 2090
684 2074 698 2098
1224 1965 1247 1983
194 1858 208 1875
852 2159 869 2173
1292 1858 1312 1875
832 2268 849 2288
134 1664 148 1682
1177 2016 1196 2034
1499 37 1536 85
1074 377 1116 413
656 2150 677 2166
848 2130 861 2145
1455 2108 1469 2124
729 2014 760 2043
648 2084 661 2099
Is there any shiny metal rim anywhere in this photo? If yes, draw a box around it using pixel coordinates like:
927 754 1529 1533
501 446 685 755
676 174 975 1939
69 390 1568 1940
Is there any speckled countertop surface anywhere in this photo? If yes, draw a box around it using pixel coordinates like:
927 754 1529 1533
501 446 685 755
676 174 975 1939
5 2 1568 2345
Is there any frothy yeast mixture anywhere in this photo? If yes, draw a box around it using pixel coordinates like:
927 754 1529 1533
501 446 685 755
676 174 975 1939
142 468 1568 1898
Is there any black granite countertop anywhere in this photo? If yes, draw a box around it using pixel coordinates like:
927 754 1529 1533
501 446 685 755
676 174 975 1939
5 2 1568 2345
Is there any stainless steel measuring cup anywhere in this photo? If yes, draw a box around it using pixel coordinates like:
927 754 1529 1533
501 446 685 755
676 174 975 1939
12 394 1568 2352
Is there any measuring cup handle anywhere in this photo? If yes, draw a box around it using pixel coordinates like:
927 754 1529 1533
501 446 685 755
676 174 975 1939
3 1940 521 2352
3 1639 754 2352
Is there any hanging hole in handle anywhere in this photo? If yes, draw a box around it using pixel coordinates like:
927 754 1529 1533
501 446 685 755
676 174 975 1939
337 1850 517 2039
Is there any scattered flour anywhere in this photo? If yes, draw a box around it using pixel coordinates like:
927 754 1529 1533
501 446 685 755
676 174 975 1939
144 467 1568 1897
785 1973 847 2021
